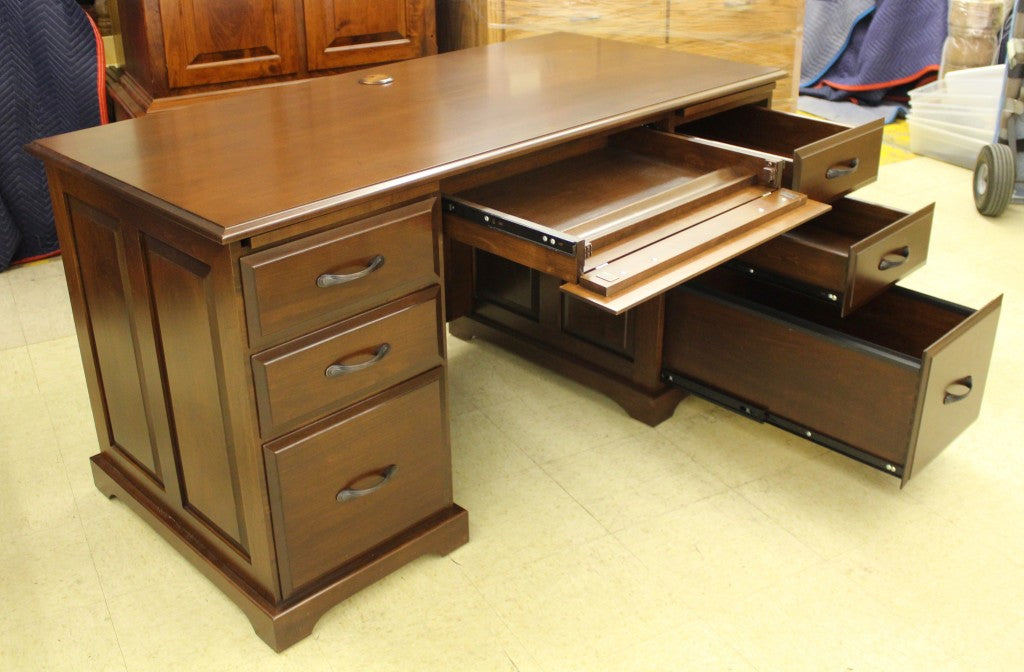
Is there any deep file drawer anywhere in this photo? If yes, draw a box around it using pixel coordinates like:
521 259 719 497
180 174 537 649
730 197 934 316
240 198 438 345
263 369 454 597
662 269 1001 484
252 287 444 437
677 105 883 202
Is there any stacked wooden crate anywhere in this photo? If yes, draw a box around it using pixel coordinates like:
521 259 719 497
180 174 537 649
441 0 804 111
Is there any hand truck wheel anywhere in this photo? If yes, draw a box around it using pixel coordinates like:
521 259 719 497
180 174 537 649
973 142 1016 216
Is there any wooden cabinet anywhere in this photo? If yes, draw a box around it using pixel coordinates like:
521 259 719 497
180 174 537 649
109 0 436 116
30 34 1001 652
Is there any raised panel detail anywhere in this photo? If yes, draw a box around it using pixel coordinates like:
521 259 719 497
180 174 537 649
562 296 634 358
145 236 248 552
474 250 539 320
159 0 299 88
302 0 435 71
67 198 163 482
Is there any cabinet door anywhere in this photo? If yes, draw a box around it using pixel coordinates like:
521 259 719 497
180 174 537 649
302 0 436 71
159 0 300 89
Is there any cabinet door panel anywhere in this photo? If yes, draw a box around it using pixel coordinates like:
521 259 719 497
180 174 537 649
159 0 299 88
302 0 435 71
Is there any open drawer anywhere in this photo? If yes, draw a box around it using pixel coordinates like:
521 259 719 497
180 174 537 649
727 197 934 316
443 128 829 314
677 105 883 202
662 268 1001 485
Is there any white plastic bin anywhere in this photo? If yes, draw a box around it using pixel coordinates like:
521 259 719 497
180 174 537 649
908 102 998 137
908 117 988 168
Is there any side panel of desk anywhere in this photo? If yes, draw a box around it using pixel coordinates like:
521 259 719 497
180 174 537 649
46 166 281 599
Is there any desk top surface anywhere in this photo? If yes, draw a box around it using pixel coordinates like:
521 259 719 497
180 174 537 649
32 33 780 242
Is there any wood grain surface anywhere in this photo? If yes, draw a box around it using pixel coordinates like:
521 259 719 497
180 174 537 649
30 33 781 241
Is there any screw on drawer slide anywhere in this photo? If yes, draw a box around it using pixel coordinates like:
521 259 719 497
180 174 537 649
725 260 843 305
662 371 768 422
442 196 579 257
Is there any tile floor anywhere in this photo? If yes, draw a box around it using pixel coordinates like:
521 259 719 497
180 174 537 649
1 155 1022 671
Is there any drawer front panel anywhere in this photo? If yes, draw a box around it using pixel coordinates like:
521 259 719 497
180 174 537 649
252 289 443 437
734 199 934 315
792 121 883 203
909 295 1001 483
846 203 933 314
663 284 920 465
264 370 452 596
241 199 438 343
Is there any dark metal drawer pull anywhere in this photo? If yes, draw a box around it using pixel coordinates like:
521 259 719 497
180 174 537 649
943 376 973 404
878 245 910 271
336 465 398 502
316 254 385 288
825 158 859 180
325 343 391 377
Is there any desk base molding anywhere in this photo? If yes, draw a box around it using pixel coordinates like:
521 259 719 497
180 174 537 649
91 453 469 651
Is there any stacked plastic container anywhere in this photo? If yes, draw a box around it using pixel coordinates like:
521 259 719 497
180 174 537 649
907 65 1004 168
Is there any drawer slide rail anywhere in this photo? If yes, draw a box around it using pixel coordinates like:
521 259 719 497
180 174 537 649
724 260 843 306
443 196 580 257
661 371 904 478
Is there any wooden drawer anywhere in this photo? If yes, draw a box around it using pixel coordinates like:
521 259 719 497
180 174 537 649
443 127 828 314
662 269 1001 484
677 105 883 202
252 288 443 437
240 199 438 344
730 198 934 316
264 369 453 596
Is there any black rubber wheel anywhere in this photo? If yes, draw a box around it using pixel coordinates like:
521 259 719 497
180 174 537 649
973 143 1015 217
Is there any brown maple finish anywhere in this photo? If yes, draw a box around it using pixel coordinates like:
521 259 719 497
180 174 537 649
29 34 1001 651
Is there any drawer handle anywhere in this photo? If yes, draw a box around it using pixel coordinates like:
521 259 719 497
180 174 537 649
878 246 910 271
336 464 398 502
316 255 385 288
325 343 391 377
825 158 859 180
943 376 973 405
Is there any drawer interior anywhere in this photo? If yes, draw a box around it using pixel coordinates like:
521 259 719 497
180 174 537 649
789 199 916 251
694 268 970 361
676 104 852 160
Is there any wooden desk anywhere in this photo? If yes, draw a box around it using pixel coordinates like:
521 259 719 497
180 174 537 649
29 33 999 651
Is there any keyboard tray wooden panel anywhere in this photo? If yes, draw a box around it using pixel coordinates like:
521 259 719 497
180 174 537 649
677 105 883 202
729 198 934 316
662 268 1001 484
444 128 829 314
